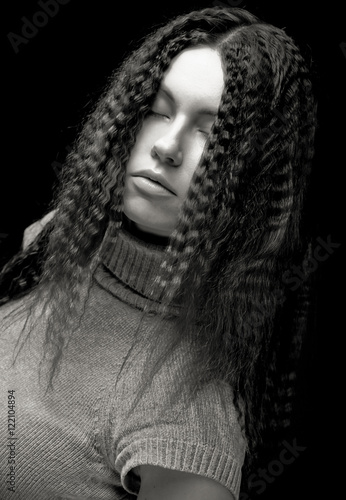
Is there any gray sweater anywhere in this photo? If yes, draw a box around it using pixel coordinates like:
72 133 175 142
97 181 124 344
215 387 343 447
0 229 246 499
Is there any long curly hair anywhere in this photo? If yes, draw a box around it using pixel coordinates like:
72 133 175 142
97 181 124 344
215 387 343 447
0 6 317 482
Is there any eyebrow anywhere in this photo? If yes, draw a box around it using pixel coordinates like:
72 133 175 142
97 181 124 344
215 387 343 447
158 84 219 117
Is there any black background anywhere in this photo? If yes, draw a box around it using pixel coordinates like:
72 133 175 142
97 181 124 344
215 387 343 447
2 1 345 498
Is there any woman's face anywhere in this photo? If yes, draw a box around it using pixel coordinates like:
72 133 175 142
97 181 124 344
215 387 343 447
123 46 224 237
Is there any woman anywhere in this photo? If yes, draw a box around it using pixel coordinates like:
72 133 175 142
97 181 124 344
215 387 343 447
0 5 317 499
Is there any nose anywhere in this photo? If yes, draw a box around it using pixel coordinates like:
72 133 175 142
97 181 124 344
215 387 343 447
151 129 183 167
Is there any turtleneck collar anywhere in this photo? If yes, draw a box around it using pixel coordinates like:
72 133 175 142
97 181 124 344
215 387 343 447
100 227 169 306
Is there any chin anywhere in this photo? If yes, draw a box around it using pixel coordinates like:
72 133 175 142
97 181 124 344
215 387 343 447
123 205 174 238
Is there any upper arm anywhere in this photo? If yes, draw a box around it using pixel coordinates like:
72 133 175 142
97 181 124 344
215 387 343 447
136 465 235 500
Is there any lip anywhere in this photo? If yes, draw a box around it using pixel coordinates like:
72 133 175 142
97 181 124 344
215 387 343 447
132 170 176 195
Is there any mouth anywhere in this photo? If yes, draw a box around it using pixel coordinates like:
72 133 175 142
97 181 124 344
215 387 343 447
132 171 176 195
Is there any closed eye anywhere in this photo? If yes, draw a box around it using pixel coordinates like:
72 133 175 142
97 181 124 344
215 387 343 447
147 109 170 120
197 117 216 137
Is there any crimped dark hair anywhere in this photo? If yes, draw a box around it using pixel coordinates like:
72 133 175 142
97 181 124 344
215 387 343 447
0 5 317 484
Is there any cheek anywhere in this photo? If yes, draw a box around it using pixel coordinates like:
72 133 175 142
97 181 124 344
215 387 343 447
177 140 206 196
126 125 154 168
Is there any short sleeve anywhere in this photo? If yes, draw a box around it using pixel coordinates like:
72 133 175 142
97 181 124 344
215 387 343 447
106 340 247 500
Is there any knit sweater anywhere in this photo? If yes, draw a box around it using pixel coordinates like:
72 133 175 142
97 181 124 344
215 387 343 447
0 229 246 500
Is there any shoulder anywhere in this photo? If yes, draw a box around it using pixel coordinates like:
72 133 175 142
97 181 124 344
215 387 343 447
135 465 235 500
22 210 56 249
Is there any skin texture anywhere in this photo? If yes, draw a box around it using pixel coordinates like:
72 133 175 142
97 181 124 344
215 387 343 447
136 465 234 500
123 46 225 237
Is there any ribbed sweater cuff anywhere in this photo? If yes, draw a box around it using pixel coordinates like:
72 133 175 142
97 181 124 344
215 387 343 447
115 438 243 499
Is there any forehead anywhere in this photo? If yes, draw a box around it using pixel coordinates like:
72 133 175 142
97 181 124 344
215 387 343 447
160 47 225 109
